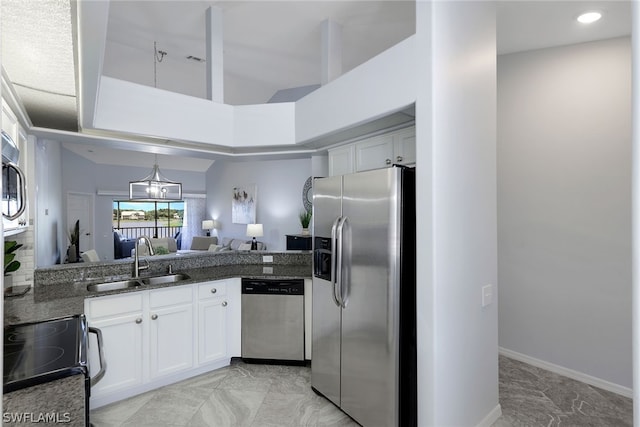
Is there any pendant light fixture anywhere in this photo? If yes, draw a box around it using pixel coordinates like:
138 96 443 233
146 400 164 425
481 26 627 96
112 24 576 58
128 43 181 201
129 154 182 201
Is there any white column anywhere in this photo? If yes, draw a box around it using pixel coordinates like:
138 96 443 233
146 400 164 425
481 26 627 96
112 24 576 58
321 19 342 85
206 6 224 103
632 2 640 425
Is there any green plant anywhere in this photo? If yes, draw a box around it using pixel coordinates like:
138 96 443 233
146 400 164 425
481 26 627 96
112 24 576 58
4 240 23 275
299 210 312 228
154 246 169 255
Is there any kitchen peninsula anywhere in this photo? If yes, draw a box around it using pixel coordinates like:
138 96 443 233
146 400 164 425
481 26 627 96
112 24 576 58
5 250 311 325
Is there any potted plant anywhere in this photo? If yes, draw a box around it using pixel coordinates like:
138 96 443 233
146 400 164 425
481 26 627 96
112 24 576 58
299 210 312 235
66 220 80 262
5 240 23 288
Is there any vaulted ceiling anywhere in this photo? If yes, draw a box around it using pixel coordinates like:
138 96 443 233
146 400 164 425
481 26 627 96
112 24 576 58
0 0 632 169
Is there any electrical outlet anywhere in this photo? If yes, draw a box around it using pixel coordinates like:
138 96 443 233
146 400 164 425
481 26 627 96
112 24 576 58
263 266 273 274
482 284 493 307
262 255 273 263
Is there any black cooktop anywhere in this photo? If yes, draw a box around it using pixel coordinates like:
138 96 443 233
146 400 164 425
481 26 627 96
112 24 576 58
3 315 89 393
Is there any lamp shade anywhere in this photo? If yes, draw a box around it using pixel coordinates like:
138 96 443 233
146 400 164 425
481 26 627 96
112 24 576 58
202 220 214 230
246 223 263 238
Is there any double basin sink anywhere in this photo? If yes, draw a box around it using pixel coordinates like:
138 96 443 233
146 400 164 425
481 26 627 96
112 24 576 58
86 273 191 292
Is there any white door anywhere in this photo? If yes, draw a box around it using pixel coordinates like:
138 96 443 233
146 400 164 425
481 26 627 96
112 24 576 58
67 192 94 254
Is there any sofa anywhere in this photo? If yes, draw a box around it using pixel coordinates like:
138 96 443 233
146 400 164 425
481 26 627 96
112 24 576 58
190 236 219 250
113 232 137 259
208 237 267 252
136 237 178 255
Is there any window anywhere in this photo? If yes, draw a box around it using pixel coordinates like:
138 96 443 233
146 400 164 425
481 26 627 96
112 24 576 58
113 201 184 239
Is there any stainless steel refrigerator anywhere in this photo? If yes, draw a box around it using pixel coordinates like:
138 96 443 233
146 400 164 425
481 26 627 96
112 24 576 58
311 166 416 427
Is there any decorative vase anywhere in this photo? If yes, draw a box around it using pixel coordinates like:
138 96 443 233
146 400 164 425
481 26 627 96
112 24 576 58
68 244 77 263
301 228 310 236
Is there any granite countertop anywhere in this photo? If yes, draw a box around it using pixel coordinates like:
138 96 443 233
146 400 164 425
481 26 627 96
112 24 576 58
5 258 312 325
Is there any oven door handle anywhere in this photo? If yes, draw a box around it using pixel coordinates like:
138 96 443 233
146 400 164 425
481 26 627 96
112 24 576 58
88 327 107 387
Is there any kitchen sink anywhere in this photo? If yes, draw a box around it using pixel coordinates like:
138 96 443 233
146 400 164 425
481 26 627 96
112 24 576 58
86 279 143 292
140 273 190 286
86 273 191 292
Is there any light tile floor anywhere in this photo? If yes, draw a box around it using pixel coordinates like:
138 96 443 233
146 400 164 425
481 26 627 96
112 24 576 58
91 356 633 427
90 360 357 427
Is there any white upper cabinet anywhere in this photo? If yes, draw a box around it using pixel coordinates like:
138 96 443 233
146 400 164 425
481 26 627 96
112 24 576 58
328 125 415 176
393 126 416 166
328 145 355 176
355 134 394 172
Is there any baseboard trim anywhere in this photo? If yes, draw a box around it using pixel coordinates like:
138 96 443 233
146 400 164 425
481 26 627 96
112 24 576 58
476 404 502 427
499 347 632 398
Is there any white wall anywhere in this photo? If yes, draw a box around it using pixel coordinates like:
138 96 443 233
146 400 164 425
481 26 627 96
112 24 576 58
498 37 632 391
34 139 64 266
416 2 499 426
205 157 312 251
296 35 416 143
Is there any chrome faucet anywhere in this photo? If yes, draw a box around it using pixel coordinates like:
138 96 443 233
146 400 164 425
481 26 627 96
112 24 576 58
133 236 155 278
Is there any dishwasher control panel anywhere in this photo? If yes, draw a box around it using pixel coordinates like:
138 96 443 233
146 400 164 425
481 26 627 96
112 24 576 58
241 279 304 295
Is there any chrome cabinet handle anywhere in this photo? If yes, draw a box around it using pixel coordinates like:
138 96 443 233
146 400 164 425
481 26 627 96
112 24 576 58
396 156 403 162
211 288 217 294
385 158 392 165
151 314 158 320
222 301 228 307
135 318 142 324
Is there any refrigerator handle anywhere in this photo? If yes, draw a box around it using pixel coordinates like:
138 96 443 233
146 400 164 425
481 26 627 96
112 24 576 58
336 216 348 308
330 216 341 307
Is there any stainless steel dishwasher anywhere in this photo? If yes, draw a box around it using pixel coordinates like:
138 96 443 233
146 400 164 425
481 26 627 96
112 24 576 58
241 278 305 363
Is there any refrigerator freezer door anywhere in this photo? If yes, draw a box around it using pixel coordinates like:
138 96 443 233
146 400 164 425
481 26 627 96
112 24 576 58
340 168 402 427
311 175 343 406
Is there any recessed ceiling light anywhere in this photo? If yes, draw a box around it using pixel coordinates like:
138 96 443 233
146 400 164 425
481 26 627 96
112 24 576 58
577 11 602 24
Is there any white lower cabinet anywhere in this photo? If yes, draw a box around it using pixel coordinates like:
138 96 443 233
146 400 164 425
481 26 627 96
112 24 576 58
149 286 194 379
197 280 228 364
85 293 145 397
85 278 240 408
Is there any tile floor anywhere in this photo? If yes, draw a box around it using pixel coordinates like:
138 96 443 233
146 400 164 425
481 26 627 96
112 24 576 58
91 356 633 427
495 355 632 427
90 360 357 427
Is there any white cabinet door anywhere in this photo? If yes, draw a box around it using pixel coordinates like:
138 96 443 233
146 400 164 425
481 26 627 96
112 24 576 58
85 292 145 398
149 303 194 379
355 134 394 172
393 127 416 165
198 298 227 364
2 101 18 140
148 286 194 379
89 313 144 396
328 145 355 176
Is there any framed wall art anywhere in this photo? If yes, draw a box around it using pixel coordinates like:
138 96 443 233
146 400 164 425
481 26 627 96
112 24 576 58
232 185 257 224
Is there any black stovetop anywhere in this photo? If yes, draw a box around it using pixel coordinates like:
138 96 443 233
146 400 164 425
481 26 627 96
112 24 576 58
3 315 88 393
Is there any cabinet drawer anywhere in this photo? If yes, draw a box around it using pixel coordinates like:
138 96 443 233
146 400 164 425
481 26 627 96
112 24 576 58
150 286 193 308
198 281 227 300
87 292 144 319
